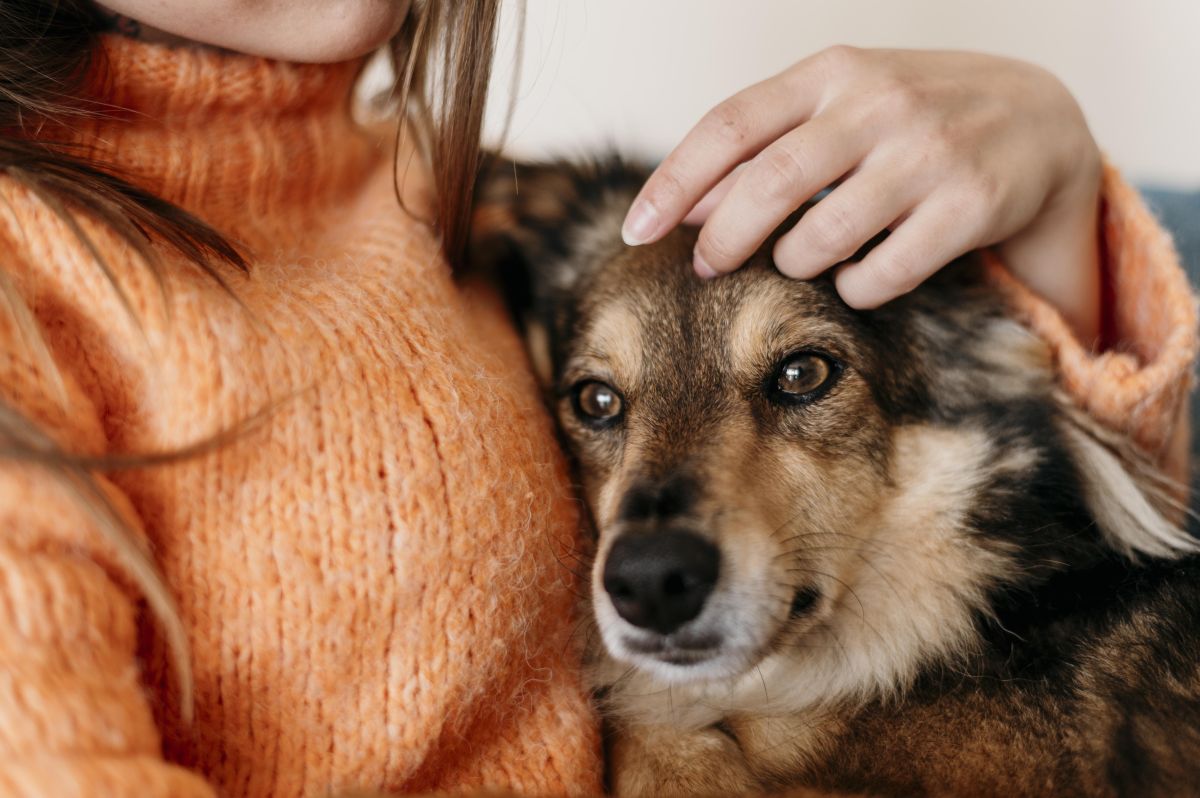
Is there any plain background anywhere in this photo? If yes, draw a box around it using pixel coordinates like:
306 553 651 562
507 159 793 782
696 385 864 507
482 0 1200 188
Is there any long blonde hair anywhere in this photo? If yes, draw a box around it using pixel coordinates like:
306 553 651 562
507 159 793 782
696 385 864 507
0 0 506 723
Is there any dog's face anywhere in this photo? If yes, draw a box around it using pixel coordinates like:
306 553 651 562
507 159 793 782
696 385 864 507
551 234 894 681
470 159 1020 696
471 159 1188 716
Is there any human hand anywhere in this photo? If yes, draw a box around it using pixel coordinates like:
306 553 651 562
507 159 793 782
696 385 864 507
622 47 1102 341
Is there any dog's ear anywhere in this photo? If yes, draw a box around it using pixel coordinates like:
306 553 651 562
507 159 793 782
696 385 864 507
468 156 649 384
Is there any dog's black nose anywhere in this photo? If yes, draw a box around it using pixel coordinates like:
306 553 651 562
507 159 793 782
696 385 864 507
602 530 719 635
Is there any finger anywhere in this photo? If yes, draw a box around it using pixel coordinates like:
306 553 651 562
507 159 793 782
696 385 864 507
691 111 866 277
833 197 980 309
772 165 916 279
682 168 740 226
623 70 824 246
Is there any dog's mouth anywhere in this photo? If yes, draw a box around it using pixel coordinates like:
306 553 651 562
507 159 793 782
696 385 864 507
615 630 726 670
600 582 825 679
622 630 724 664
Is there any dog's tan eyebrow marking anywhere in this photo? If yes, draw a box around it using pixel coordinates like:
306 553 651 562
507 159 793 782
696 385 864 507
727 285 792 370
727 286 847 368
575 301 646 388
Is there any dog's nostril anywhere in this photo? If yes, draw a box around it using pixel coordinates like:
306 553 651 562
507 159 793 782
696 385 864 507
602 530 719 636
663 571 687 596
607 577 634 600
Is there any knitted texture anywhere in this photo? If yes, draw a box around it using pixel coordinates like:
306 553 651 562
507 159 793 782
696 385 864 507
985 161 1199 483
0 36 600 798
0 34 1194 798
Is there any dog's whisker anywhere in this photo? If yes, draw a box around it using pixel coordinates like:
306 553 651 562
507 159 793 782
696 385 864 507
754 663 769 703
777 529 909 554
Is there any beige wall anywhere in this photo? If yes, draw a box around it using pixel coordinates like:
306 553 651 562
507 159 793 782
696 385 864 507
484 0 1200 187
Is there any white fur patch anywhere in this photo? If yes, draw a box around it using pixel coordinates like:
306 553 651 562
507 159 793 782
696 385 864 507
1060 415 1199 559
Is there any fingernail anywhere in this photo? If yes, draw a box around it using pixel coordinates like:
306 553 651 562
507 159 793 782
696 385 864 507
622 200 660 246
694 252 718 279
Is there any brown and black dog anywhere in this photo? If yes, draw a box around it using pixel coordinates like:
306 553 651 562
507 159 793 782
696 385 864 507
470 159 1200 798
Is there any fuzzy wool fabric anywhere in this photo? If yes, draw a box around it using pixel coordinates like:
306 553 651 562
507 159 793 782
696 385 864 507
0 34 1193 798
0 37 600 798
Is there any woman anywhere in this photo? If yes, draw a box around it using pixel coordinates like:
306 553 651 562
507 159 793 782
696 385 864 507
0 2 1192 797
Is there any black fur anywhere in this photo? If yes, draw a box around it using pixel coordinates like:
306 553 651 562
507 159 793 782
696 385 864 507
470 158 1200 797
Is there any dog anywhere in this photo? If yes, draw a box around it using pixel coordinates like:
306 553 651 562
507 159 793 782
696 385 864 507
470 158 1200 798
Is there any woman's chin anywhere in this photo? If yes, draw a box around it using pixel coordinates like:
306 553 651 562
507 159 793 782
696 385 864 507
100 0 413 63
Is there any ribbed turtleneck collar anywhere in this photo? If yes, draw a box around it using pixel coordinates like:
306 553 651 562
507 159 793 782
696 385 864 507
90 33 361 122
65 35 389 242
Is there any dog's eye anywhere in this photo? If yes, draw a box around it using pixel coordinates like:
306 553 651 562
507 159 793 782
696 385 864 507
771 353 837 402
572 380 624 424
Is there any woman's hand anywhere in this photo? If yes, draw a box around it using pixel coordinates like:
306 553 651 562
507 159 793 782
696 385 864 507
622 47 1103 342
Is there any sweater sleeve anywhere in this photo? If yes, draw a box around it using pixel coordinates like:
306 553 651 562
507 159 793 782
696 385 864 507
0 285 214 797
984 161 1199 484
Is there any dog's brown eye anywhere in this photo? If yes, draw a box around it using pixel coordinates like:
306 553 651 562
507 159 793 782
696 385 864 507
772 353 837 401
573 380 624 424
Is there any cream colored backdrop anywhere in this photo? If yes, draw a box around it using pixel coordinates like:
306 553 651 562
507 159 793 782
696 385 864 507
483 0 1200 187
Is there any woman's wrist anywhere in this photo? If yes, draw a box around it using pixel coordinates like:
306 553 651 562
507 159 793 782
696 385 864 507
996 140 1103 345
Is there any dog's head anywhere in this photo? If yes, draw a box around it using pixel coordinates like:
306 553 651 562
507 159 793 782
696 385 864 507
471 159 1194 715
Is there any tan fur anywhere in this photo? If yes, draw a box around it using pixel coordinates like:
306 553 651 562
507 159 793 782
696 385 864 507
591 426 1016 730
726 710 850 786
725 285 852 373
524 319 553 386
470 160 1200 797
572 302 646 417
556 248 1059 795
609 722 758 797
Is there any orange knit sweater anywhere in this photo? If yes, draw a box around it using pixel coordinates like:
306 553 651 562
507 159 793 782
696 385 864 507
0 38 600 798
0 36 1193 798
